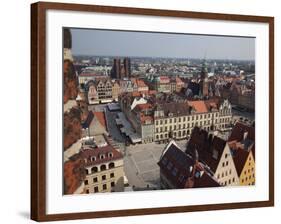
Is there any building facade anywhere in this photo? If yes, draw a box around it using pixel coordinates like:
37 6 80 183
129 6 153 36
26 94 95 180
82 145 125 193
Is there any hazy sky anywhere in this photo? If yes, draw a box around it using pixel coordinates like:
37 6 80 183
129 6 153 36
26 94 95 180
70 28 255 60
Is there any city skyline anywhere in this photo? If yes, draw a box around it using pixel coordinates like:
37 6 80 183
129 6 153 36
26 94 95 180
70 28 255 60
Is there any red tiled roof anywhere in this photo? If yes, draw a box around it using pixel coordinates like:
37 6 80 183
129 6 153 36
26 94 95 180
159 76 170 83
135 103 153 110
93 111 106 129
188 101 208 113
80 145 123 167
136 79 147 87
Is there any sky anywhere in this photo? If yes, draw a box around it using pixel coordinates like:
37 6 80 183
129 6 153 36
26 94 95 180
69 28 255 60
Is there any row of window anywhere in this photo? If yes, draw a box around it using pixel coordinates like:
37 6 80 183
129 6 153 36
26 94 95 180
244 167 254 175
155 113 218 126
217 168 232 179
241 174 255 183
155 121 213 133
220 177 236 186
84 172 115 185
85 182 115 193
85 162 115 175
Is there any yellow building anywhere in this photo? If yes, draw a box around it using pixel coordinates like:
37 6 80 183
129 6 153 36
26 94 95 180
81 144 125 193
228 122 255 186
232 148 255 185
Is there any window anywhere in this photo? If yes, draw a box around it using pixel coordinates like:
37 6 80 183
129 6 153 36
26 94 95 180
84 180 89 185
226 161 229 166
86 189 89 194
100 164 106 171
108 162 115 169
85 169 89 175
225 154 228 159
108 152 113 158
102 175 106 180
242 179 244 183
91 166 98 173
222 162 225 167
91 156 96 161
111 182 115 187
103 184 107 190
93 177 98 182
110 173 114 178
229 179 231 184
232 177 235 182
94 186 99 192
100 154 105 159
217 174 220 179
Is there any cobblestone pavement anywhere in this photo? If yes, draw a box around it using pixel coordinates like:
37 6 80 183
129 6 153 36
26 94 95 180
123 140 187 190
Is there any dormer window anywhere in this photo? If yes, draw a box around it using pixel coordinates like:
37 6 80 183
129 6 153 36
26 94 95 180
108 152 113 158
100 154 105 159
91 156 96 161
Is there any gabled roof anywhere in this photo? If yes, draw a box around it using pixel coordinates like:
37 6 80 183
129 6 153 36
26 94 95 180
228 122 255 142
186 127 227 172
158 141 220 189
158 142 194 188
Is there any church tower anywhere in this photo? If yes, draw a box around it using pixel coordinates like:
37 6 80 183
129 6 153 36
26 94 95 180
200 60 209 97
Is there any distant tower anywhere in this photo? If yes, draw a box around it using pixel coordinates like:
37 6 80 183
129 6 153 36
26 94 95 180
111 58 121 79
200 60 209 97
123 57 131 78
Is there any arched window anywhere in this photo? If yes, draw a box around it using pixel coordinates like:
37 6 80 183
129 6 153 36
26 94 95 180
108 162 115 169
100 164 106 171
91 166 98 173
